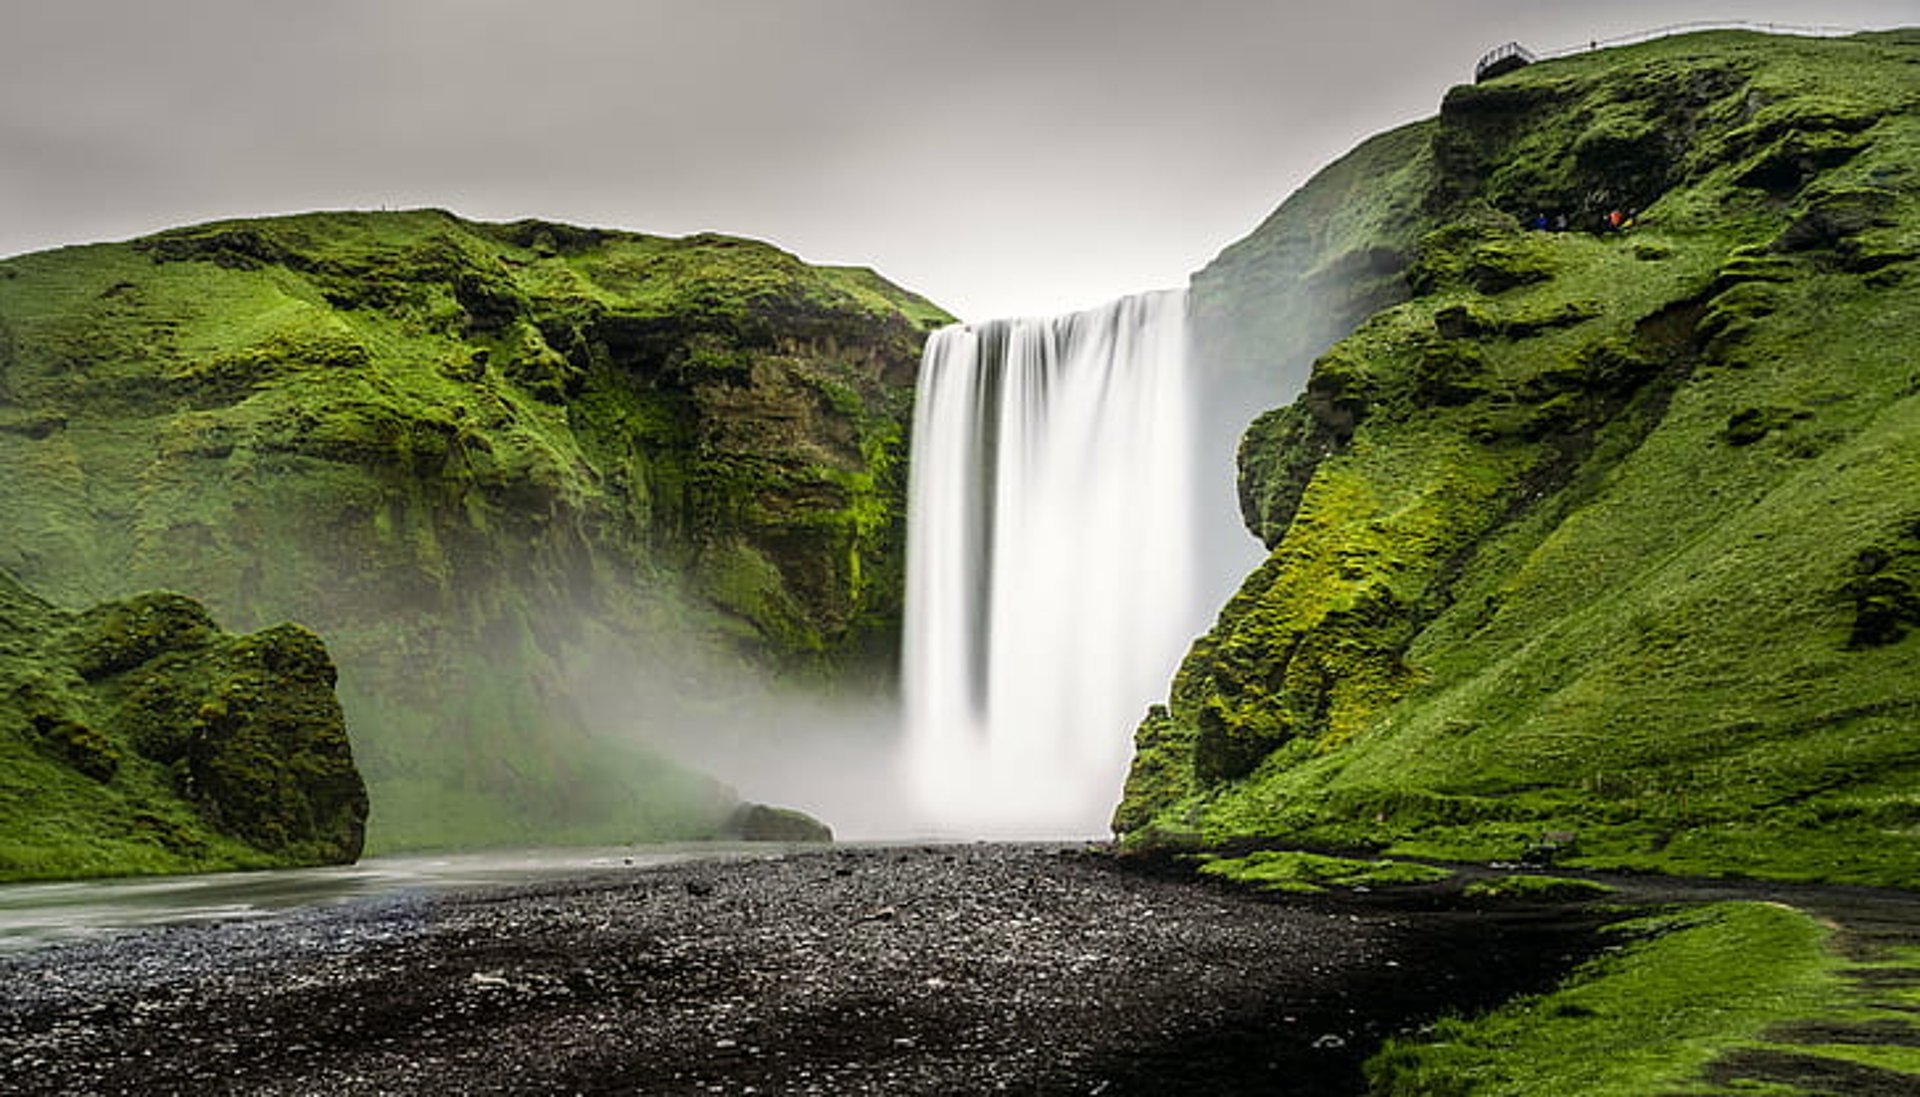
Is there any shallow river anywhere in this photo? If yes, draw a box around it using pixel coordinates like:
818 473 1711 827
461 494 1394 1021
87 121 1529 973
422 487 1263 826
0 845 776 952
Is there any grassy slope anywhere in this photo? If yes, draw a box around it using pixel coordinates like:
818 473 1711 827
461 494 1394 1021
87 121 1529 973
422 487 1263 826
0 210 949 853
1121 29 1920 887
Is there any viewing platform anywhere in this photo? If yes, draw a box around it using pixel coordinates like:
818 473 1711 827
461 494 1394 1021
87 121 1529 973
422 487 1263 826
1474 41 1536 82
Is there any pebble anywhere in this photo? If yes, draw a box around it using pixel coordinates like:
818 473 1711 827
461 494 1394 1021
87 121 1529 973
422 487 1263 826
0 843 1605 1096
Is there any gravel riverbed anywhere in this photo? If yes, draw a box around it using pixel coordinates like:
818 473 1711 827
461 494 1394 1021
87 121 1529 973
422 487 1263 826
0 844 1606 1095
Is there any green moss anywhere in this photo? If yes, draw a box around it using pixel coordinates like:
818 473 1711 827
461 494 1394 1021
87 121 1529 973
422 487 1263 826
1368 901 1920 1095
1845 531 1920 648
698 539 819 652
65 592 218 680
1235 403 1350 548
1197 849 1452 893
27 713 119 782
1112 705 1199 834
1722 402 1813 445
1463 874 1615 901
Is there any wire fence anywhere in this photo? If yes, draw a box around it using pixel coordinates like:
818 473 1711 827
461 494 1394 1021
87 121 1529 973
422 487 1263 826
1533 19 1871 60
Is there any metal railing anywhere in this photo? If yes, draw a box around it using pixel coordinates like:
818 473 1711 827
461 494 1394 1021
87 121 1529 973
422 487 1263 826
1474 41 1537 82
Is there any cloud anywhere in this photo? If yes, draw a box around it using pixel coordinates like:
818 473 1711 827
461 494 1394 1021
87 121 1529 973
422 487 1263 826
3 0 1915 318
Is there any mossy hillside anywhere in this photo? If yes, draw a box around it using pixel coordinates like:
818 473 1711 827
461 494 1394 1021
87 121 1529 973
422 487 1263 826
0 571 366 881
0 210 950 852
1120 30 1920 885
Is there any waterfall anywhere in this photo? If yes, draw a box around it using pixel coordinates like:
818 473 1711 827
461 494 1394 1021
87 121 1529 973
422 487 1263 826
902 290 1197 837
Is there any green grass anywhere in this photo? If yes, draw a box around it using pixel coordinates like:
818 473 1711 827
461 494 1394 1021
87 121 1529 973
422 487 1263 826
0 730 282 881
1367 900 1920 1095
1196 849 1452 893
1462 874 1615 901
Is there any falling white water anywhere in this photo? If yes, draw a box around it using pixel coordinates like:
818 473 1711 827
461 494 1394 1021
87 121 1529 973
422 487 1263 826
902 290 1197 837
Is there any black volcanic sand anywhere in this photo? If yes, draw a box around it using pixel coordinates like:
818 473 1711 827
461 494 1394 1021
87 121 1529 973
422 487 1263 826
0 845 1615 1096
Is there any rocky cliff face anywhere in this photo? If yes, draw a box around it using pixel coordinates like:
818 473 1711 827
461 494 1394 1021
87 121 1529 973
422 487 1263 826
0 211 949 850
1120 29 1920 886
0 571 366 880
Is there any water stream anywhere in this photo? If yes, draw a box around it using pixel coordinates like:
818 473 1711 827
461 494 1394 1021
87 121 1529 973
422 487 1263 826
0 846 768 953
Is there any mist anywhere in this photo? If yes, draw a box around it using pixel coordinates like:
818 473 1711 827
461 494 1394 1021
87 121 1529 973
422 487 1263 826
564 639 926 842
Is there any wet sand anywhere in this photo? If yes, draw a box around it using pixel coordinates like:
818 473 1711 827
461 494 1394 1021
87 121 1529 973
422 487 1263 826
0 844 1607 1096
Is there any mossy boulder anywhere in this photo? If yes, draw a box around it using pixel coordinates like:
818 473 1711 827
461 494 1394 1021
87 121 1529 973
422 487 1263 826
724 802 833 843
0 570 366 880
1121 30 1920 888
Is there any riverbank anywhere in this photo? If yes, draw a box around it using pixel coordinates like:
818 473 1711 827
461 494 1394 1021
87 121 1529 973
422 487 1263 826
0 843 1606 1095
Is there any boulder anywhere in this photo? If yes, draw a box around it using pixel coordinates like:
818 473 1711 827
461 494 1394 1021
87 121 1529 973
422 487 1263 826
725 802 833 843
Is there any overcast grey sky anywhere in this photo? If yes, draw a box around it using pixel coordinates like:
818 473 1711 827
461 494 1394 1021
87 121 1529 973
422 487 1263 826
2 1 1912 321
